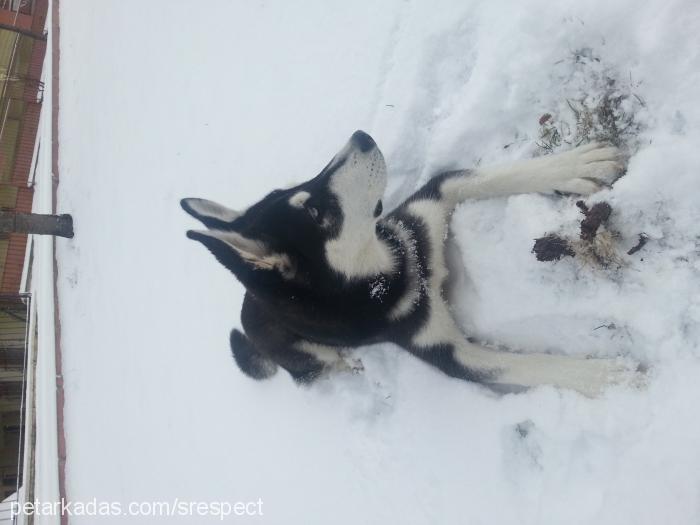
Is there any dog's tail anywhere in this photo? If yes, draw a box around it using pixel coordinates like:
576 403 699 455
230 329 278 380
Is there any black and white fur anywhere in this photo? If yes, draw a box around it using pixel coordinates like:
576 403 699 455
182 131 639 396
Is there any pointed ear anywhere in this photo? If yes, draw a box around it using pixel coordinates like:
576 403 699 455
181 198 241 230
186 229 295 282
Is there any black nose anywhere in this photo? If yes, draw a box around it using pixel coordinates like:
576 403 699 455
351 130 376 152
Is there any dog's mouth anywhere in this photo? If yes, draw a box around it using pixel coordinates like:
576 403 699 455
373 199 383 218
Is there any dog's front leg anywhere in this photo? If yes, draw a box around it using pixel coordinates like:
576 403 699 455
448 339 643 397
405 327 642 396
439 142 626 207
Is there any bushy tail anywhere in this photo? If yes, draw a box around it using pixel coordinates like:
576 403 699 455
230 329 278 380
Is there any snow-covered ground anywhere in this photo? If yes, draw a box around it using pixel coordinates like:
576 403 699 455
57 1 700 523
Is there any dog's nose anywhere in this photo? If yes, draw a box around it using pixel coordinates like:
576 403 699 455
350 130 376 152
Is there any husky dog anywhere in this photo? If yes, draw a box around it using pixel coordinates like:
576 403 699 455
182 131 639 396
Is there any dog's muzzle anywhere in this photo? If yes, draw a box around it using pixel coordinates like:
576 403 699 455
350 130 376 152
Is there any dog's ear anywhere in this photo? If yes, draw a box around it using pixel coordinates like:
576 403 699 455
181 198 240 230
186 229 295 283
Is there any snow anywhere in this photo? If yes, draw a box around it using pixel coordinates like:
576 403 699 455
57 0 700 524
24 3 61 521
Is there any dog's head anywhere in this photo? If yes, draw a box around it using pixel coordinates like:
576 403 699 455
182 131 389 292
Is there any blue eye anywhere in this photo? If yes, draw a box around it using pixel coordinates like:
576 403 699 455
306 206 319 221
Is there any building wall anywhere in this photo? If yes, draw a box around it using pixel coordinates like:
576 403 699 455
0 0 48 293
0 294 29 499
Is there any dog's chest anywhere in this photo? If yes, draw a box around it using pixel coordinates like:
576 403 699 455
384 199 457 342
405 199 450 285
405 200 462 345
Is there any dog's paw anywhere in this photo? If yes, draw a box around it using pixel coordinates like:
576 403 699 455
348 358 365 374
607 358 648 390
334 356 365 375
574 356 647 397
548 143 627 195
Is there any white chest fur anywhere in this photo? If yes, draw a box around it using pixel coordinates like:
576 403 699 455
406 199 464 347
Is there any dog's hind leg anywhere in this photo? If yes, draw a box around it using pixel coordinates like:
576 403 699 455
292 341 364 377
239 295 360 384
262 341 363 384
230 329 278 380
439 143 626 208
233 331 356 384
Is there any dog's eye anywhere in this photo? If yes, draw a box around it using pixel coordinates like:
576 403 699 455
306 206 320 221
